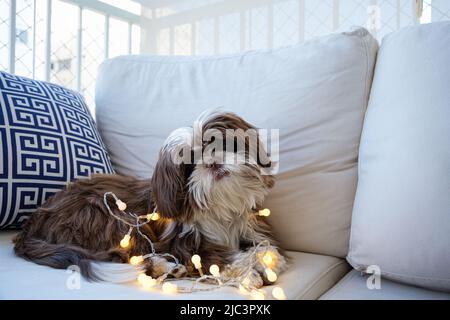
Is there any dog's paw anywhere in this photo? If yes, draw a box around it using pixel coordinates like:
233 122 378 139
254 247 287 284
147 256 187 278
244 268 264 289
148 256 174 278
169 264 187 278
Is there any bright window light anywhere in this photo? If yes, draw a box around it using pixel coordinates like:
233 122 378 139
50 0 78 89
108 17 129 58
421 0 433 24
132 24 141 54
99 0 141 15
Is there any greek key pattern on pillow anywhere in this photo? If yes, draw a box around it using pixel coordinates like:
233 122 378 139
0 71 114 229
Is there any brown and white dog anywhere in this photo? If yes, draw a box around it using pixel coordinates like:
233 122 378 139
13 111 287 288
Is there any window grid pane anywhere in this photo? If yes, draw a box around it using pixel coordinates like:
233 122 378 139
14 0 34 78
195 18 214 55
1 0 450 93
219 13 240 54
157 28 171 55
273 0 300 47
0 0 10 71
34 0 48 80
108 17 129 58
50 0 78 90
81 9 106 113
429 0 450 22
131 24 141 54
339 0 370 32
304 0 333 40
247 6 268 51
174 23 192 55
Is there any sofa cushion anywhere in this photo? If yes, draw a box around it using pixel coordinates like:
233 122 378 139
0 72 114 229
0 231 349 300
320 270 450 300
95 28 378 258
347 22 450 292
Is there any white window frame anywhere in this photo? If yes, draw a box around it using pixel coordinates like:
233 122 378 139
5 0 150 91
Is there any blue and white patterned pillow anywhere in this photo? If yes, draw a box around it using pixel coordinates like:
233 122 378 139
0 71 114 229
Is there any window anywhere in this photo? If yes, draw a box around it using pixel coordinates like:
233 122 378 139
1 0 143 115
2 0 450 115
16 28 28 44
56 58 72 71
150 0 450 56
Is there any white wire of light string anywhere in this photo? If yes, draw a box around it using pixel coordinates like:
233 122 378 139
103 191 274 294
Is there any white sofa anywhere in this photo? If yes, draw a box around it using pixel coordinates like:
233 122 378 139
0 22 449 300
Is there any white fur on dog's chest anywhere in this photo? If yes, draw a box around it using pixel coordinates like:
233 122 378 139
194 211 252 250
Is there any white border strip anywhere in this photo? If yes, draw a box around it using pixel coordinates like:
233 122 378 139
8 0 17 74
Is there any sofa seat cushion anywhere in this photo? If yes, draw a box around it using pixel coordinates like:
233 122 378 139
0 231 348 300
320 270 450 300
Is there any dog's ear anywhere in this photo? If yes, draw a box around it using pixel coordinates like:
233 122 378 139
151 150 188 219
152 127 194 219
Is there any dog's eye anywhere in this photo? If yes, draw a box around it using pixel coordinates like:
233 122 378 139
183 164 195 179
202 136 216 149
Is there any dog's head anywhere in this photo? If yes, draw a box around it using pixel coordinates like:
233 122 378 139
151 111 275 222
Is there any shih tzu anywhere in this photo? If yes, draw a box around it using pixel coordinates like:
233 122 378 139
14 111 287 289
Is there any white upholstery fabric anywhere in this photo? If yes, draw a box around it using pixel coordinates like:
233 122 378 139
321 270 450 300
0 232 348 300
347 22 450 292
95 28 378 258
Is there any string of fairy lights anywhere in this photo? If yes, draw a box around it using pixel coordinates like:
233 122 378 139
103 192 287 300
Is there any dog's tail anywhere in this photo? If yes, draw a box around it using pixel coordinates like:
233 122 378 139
13 235 142 283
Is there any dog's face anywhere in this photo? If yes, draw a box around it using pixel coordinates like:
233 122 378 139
151 111 275 222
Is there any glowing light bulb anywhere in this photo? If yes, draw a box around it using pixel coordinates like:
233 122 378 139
120 234 131 248
116 200 127 211
143 278 157 290
250 290 265 300
137 273 148 285
262 253 273 266
265 268 278 282
162 282 178 294
129 255 144 266
239 284 248 294
137 273 157 289
258 208 271 217
272 286 287 300
147 212 160 221
191 254 202 269
209 264 220 277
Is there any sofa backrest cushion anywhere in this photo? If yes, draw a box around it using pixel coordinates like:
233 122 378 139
0 72 115 229
347 22 450 292
96 28 378 258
